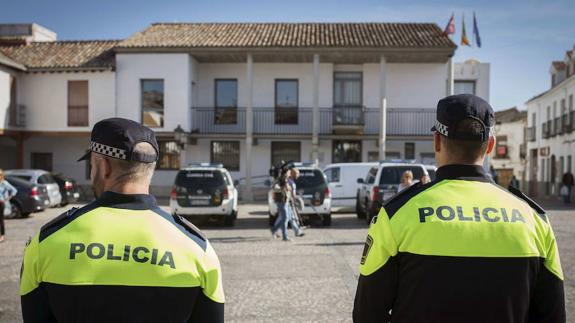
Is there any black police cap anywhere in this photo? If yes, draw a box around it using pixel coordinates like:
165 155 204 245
78 118 159 163
431 94 495 142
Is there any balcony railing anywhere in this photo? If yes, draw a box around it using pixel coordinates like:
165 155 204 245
190 107 435 136
555 117 563 135
8 104 26 127
542 122 549 139
332 106 365 126
549 120 556 137
526 127 536 142
568 111 575 133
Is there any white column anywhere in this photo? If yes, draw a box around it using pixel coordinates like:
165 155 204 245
245 53 254 201
447 57 454 96
312 54 320 165
379 55 387 161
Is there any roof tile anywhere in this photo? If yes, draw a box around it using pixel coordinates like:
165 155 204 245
118 23 456 49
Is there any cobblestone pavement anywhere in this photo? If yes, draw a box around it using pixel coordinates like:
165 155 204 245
0 203 573 322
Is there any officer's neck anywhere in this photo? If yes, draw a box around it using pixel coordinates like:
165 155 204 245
105 181 150 195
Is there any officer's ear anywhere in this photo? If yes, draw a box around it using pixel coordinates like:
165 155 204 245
433 132 442 153
485 136 496 155
102 157 113 179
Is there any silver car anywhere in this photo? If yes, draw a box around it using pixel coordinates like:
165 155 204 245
5 169 62 207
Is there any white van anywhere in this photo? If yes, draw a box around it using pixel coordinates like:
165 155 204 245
322 163 377 212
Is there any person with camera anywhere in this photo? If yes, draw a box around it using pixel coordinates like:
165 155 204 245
271 169 292 241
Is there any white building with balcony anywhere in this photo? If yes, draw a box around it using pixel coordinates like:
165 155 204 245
525 45 575 198
0 23 490 198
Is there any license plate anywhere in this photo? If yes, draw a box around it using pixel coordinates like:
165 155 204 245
190 200 210 206
73 192 80 198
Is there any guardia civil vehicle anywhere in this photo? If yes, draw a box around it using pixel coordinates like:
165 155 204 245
170 163 238 226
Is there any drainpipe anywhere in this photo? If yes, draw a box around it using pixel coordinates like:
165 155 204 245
379 55 387 161
312 54 320 165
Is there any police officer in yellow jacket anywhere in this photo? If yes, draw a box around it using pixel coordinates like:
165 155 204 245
353 94 565 323
20 118 224 322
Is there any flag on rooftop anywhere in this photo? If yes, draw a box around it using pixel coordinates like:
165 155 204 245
473 12 482 48
443 13 455 36
461 14 471 46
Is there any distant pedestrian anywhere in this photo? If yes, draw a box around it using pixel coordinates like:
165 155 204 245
287 168 304 237
271 170 292 241
0 169 17 242
509 175 520 189
562 171 574 204
397 170 413 193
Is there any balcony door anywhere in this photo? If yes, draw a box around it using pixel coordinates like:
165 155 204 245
215 79 238 124
333 72 363 125
275 79 298 124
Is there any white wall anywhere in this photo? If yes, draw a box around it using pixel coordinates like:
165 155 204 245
18 71 115 131
116 53 191 132
0 66 14 130
386 63 447 108
454 61 490 102
526 76 575 183
23 135 90 183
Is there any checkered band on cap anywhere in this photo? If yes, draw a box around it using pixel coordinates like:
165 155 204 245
90 141 127 160
434 120 449 136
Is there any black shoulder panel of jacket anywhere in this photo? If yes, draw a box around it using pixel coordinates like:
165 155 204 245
507 185 547 222
151 207 208 251
383 181 438 219
39 200 102 243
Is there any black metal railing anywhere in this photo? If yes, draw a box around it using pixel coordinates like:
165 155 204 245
190 107 435 136
9 104 26 127
549 120 556 137
542 122 549 139
332 106 365 126
555 117 563 135
569 111 575 133
526 127 536 142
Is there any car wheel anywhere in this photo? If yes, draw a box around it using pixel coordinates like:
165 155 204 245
356 195 366 219
9 203 22 219
322 213 332 226
223 215 235 227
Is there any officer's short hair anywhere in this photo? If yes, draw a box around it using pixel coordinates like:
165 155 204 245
440 118 489 163
105 142 157 183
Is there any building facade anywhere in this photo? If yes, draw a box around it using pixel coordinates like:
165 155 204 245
525 45 575 198
0 23 489 198
489 107 527 189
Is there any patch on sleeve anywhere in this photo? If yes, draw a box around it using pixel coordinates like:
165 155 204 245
361 235 374 265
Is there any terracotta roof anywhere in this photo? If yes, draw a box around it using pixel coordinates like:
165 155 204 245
552 61 566 70
495 107 527 123
118 23 456 49
0 40 119 71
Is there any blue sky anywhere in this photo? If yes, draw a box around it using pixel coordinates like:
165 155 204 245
2 0 574 111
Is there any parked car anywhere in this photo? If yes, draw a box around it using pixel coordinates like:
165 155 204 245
5 176 50 218
53 173 81 206
356 161 428 223
169 163 238 226
268 162 332 226
4 169 62 207
424 165 437 181
323 162 377 213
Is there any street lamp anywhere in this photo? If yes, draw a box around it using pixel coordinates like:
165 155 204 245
173 124 187 148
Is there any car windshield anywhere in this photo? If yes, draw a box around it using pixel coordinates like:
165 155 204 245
295 169 326 188
427 169 436 181
11 175 32 182
175 170 226 188
38 174 56 184
379 166 425 185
